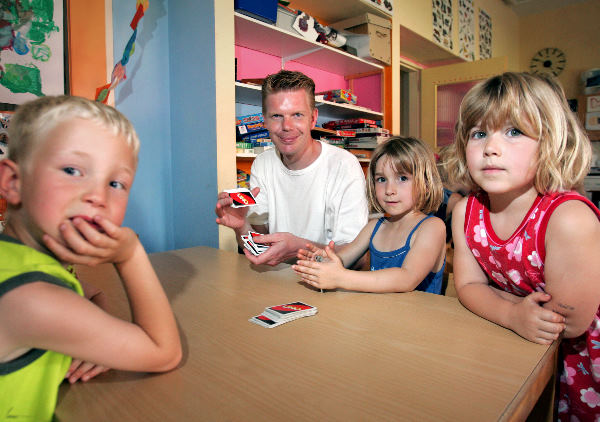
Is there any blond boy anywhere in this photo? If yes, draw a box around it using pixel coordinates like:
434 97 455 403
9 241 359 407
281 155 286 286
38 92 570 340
0 96 181 421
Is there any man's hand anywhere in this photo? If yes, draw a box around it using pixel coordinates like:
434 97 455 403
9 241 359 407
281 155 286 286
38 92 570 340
215 187 260 231
507 291 565 345
43 216 138 266
244 232 305 266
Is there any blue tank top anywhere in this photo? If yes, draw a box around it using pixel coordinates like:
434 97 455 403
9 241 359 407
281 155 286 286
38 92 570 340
369 216 444 294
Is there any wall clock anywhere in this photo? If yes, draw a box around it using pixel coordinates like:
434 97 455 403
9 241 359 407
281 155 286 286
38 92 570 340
529 48 566 77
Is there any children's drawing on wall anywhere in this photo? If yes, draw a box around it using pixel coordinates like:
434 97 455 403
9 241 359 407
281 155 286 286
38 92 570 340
0 112 10 232
458 0 475 61
479 8 492 60
432 0 453 50
0 0 65 105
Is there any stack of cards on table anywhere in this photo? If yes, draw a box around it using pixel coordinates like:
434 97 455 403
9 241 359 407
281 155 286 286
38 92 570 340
249 302 318 328
241 231 269 256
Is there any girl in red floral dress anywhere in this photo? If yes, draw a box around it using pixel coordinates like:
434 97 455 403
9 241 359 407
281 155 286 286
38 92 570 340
447 72 600 421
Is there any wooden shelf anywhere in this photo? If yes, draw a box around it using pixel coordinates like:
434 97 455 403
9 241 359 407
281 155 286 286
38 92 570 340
316 98 383 120
235 12 383 76
290 0 392 22
237 152 371 164
399 26 463 66
235 82 262 106
235 82 383 120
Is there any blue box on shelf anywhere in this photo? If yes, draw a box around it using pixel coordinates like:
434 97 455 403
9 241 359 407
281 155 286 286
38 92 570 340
234 0 277 24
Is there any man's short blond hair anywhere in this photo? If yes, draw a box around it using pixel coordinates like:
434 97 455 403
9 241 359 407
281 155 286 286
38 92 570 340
261 70 316 113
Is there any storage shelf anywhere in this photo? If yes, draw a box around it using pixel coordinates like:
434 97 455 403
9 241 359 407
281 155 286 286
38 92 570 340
235 82 383 120
237 153 370 163
291 0 392 21
316 98 383 120
235 82 262 106
235 12 383 76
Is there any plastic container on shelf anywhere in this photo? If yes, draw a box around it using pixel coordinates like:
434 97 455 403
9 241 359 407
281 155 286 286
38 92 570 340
234 0 277 24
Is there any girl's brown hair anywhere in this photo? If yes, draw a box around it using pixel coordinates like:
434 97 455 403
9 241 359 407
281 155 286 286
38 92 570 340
367 137 443 214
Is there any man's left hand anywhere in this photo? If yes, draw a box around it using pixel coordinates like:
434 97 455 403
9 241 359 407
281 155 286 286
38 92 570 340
244 232 305 266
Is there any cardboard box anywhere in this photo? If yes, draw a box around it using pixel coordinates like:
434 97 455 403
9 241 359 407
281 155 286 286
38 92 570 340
275 5 297 33
234 0 277 24
331 13 391 65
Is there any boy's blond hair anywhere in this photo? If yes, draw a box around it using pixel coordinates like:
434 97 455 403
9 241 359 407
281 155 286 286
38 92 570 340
367 137 443 215
447 72 591 193
8 95 140 171
262 70 316 113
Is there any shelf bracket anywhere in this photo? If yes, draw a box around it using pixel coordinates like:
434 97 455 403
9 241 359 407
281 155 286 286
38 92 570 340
281 46 324 68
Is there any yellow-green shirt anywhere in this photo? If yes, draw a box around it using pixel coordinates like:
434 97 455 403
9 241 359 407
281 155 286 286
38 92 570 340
0 234 83 422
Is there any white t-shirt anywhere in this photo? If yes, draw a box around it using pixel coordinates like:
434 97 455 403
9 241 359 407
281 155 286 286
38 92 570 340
248 141 368 245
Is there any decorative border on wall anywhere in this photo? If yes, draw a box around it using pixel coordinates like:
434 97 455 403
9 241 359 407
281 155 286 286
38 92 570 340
432 0 453 50
458 0 475 61
479 8 492 60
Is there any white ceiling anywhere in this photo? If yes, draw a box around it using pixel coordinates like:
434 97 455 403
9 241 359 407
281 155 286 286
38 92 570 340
505 0 590 16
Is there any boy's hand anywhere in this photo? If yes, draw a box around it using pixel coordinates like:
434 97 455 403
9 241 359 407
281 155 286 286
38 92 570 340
215 187 260 230
292 244 345 290
43 216 138 266
65 358 110 383
507 291 565 344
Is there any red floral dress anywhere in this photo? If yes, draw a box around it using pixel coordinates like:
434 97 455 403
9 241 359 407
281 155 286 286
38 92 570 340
464 191 600 421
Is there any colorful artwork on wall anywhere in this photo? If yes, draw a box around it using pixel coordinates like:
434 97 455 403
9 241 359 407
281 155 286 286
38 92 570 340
95 0 149 104
0 0 66 105
479 8 492 60
458 0 475 61
432 0 453 50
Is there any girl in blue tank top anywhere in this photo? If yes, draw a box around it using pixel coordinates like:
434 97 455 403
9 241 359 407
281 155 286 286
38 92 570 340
293 137 446 294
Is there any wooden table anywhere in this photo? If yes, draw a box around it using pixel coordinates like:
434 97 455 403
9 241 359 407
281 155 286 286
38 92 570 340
55 246 557 421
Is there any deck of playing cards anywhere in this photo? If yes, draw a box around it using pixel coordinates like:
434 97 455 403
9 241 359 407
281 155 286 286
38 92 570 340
224 188 257 208
241 231 269 256
249 301 318 328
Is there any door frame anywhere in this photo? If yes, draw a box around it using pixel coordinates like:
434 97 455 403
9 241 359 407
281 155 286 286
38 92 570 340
420 56 510 150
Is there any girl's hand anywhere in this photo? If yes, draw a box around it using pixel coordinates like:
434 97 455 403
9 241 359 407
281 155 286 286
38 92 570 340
507 291 566 344
297 241 332 262
292 244 344 290
65 358 110 383
43 216 138 266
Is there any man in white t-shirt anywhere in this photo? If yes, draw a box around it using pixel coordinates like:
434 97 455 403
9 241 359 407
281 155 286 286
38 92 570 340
216 70 368 266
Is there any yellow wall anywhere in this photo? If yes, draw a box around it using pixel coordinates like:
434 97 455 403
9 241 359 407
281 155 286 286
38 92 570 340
519 0 600 99
396 0 520 66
